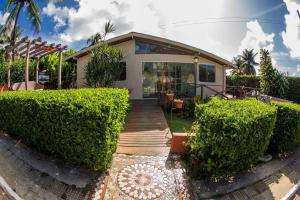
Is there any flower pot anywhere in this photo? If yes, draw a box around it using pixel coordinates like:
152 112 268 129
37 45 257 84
0 85 9 93
166 93 174 102
174 99 184 109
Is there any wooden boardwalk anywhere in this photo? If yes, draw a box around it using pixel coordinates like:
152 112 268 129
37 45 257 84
117 100 171 155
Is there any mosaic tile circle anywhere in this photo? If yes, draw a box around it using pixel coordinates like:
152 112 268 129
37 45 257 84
118 163 168 200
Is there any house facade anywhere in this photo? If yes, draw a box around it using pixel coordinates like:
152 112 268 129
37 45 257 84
65 32 235 99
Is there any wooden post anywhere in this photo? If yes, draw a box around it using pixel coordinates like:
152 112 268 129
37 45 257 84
58 50 62 89
7 52 12 87
35 59 39 83
24 41 31 90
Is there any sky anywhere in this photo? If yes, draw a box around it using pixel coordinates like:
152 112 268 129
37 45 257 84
0 0 300 76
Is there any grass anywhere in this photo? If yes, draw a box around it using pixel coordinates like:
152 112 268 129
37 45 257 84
165 113 194 133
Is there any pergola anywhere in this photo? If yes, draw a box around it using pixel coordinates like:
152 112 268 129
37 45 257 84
5 36 67 90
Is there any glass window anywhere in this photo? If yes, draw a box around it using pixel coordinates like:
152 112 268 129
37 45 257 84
135 40 190 55
199 64 215 82
142 62 195 98
118 62 126 81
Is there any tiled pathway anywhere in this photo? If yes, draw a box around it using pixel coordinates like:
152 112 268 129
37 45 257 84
89 154 193 200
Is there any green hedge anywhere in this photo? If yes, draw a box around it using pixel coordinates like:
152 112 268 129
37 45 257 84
285 77 300 103
0 88 129 171
269 101 300 154
226 75 260 88
187 97 277 178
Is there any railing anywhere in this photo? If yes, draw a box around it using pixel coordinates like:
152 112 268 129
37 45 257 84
155 82 262 100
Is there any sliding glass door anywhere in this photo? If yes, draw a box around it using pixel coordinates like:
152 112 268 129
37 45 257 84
142 62 195 98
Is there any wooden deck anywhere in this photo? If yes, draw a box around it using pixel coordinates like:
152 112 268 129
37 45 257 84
117 100 171 155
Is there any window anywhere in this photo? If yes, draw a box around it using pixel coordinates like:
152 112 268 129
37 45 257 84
118 62 126 81
135 40 190 55
199 64 215 82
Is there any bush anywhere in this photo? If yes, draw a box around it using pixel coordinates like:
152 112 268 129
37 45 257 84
269 102 300 154
226 75 260 88
187 97 277 178
0 88 129 171
285 77 300 103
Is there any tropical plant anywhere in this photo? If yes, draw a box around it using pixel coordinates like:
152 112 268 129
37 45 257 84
259 49 272 68
2 0 41 46
231 56 244 75
259 48 288 98
85 43 124 87
0 26 23 45
240 49 258 75
87 21 115 46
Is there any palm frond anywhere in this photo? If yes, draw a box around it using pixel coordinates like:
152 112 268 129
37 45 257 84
27 0 41 33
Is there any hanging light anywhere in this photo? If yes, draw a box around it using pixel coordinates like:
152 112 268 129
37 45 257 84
193 56 199 64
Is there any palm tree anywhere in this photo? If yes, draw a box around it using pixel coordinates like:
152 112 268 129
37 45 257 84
0 25 23 45
87 21 115 46
231 56 244 75
260 49 272 66
3 0 41 46
241 49 258 75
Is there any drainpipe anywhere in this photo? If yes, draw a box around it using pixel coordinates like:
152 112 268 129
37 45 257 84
281 181 300 200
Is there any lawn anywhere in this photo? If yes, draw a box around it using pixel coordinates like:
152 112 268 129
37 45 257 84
165 113 194 133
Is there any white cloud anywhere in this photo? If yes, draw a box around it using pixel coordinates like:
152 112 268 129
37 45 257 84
43 0 249 59
237 20 276 73
0 12 9 25
281 0 300 59
238 20 275 54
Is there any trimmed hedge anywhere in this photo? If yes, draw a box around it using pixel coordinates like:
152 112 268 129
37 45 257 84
187 97 277 178
0 88 129 171
269 101 300 154
226 75 260 88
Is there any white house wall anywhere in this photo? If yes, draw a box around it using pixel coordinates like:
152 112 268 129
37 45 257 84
76 39 226 99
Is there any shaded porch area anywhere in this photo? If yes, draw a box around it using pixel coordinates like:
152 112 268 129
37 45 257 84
117 100 171 155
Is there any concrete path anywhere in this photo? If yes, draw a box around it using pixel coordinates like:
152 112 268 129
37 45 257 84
217 149 300 200
0 133 96 200
117 100 171 155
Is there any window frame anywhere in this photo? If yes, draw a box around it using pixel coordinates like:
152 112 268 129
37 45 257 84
198 63 216 83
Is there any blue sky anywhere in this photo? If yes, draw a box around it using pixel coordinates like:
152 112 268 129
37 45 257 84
0 0 300 76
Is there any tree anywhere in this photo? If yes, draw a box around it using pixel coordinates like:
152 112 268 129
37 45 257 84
241 49 258 75
259 48 288 98
259 49 272 67
86 21 115 46
231 56 244 75
2 0 41 46
85 42 124 88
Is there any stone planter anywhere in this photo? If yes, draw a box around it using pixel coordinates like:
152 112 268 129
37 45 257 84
171 132 188 154
0 85 9 93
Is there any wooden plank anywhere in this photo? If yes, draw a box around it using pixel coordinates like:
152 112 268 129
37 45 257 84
117 100 171 155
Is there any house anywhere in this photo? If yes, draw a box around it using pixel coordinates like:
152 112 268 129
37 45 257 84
65 32 236 99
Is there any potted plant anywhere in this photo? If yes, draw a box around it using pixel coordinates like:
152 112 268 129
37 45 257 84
174 99 184 109
166 90 174 102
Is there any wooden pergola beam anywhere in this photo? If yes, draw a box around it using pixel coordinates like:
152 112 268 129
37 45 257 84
30 43 55 58
24 40 31 90
19 41 47 57
5 36 67 90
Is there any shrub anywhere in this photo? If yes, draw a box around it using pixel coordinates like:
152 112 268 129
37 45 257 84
269 101 300 154
285 77 300 103
226 75 260 88
0 88 129 171
187 97 277 178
